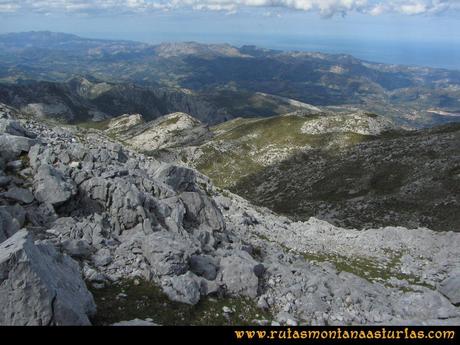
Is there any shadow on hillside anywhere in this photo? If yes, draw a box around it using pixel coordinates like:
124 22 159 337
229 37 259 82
230 124 460 232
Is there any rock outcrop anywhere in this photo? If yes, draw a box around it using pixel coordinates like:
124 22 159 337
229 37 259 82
105 112 212 152
0 230 96 325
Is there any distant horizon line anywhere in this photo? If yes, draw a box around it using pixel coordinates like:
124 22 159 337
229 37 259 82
2 30 460 72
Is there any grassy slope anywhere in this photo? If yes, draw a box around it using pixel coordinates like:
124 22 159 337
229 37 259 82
191 115 460 231
90 279 271 325
195 114 371 188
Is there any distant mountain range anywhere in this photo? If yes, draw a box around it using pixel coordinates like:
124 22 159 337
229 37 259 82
1 31 460 128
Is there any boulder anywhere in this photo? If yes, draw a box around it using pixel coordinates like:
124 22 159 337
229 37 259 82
61 239 94 259
92 248 113 267
2 187 34 204
0 230 96 325
33 164 76 206
395 290 460 320
154 164 196 192
161 272 201 305
0 119 35 138
180 191 226 233
0 205 25 243
0 173 11 187
439 273 460 306
217 251 260 298
141 231 193 277
190 254 219 280
0 134 36 161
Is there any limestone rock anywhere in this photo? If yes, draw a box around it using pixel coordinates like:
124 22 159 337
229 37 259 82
161 272 201 305
439 273 460 306
154 164 197 193
142 231 194 277
190 254 219 280
0 134 36 161
181 191 226 233
0 119 35 138
2 187 34 204
92 248 113 267
217 251 260 298
33 164 76 206
61 239 94 259
0 205 25 243
0 230 96 325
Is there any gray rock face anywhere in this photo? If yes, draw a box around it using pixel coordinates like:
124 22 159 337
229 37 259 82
0 173 12 187
181 192 226 233
218 192 460 325
217 251 260 298
190 254 219 280
395 291 460 320
439 273 460 306
0 205 25 242
154 165 197 192
92 248 113 267
0 230 96 325
161 272 201 305
2 187 34 204
0 119 35 138
142 232 194 277
0 134 36 161
33 164 76 206
61 239 94 259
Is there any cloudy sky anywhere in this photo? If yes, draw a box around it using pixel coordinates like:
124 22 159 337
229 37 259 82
0 0 459 16
0 1 459 52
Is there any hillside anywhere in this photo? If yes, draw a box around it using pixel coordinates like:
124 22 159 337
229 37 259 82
0 78 310 124
107 109 460 232
0 78 217 123
197 114 460 231
0 103 459 326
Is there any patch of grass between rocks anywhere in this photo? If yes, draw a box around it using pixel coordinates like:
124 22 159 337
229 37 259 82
90 279 271 325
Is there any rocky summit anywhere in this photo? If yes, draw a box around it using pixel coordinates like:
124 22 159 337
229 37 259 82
0 103 459 326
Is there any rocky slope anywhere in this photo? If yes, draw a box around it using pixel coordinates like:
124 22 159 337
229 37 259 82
120 109 457 232
228 122 460 232
105 112 212 152
0 77 220 123
0 103 459 325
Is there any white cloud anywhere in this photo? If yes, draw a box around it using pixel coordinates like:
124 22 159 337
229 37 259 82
398 2 427 14
0 0 459 16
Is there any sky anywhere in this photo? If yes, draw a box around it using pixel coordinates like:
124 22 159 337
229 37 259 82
0 0 459 69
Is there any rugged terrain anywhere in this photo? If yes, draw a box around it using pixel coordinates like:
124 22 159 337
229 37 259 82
2 31 460 128
0 103 459 326
108 109 460 232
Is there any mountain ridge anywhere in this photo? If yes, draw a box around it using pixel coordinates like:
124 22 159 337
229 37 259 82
2 31 460 128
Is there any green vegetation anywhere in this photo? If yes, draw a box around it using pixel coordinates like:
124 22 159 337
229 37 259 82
158 115 181 127
195 115 371 190
90 279 271 325
253 231 431 290
297 249 431 290
76 119 111 131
